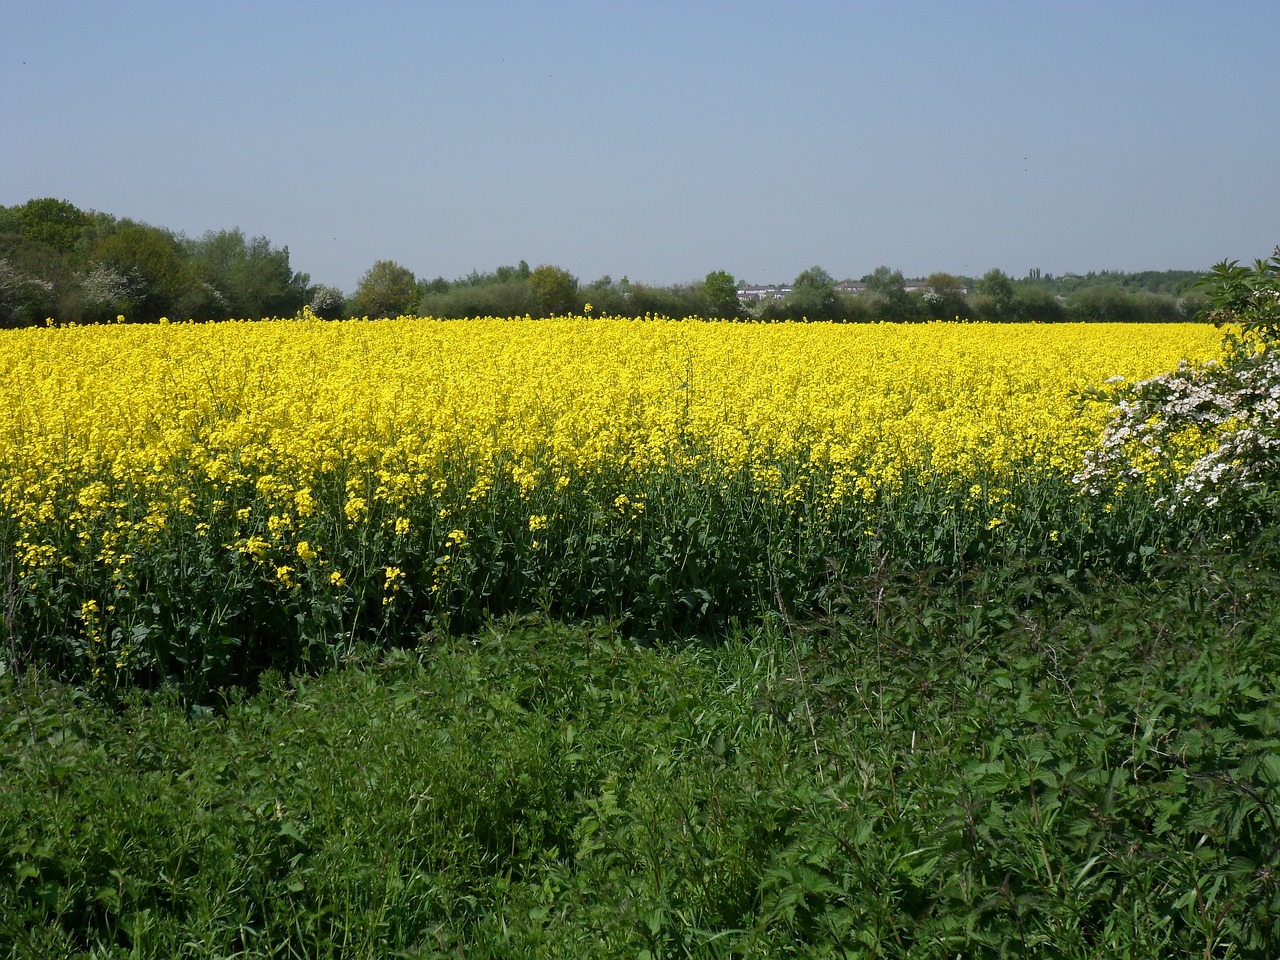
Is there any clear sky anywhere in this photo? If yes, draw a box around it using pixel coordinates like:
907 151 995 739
3 1 1277 293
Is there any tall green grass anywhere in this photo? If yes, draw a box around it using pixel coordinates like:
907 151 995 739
3 452 1215 701
3 536 1278 958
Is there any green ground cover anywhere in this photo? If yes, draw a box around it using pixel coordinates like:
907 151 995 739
3 536 1278 958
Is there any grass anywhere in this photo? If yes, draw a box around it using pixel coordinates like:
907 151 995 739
3 535 1278 958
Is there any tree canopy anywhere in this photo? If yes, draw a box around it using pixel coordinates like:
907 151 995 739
352 260 417 319
0 198 310 326
0 196 1222 328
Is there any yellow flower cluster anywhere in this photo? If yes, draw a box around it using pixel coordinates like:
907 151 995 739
0 316 1221 581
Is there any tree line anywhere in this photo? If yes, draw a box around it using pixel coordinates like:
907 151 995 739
1 198 1210 327
0 198 311 327
338 260 1209 325
746 265 1208 324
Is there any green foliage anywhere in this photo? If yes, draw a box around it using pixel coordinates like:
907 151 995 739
529 264 579 316
793 264 836 295
763 265 842 320
0 235 66 328
88 222 190 323
14 198 91 252
627 281 707 319
454 260 531 288
862 265 920 322
1011 284 1067 323
418 278 538 319
3 541 1278 958
1076 249 1280 527
351 259 417 318
921 272 971 320
973 268 1017 321
1019 268 1206 298
0 201 314 325
703 269 741 319
1067 283 1144 323
188 229 309 320
1199 247 1280 345
0 196 1228 328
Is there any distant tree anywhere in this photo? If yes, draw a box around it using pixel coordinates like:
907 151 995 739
627 282 708 319
1131 291 1183 323
1067 284 1142 323
0 256 57 328
581 275 621 315
921 272 970 320
972 268 1017 321
976 267 1015 302
703 270 742 319
190 229 309 319
308 284 347 320
0 229 76 326
495 260 531 284
76 262 143 323
456 261 531 288
794 265 835 294
422 279 538 318
352 259 417 318
418 276 451 296
15 197 91 252
88 221 188 322
529 264 579 316
786 265 840 319
1010 285 1066 323
861 265 918 322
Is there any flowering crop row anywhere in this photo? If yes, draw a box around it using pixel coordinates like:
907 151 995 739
0 316 1222 695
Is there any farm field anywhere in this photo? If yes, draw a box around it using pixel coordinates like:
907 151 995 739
0 317 1225 693
1 315 1278 957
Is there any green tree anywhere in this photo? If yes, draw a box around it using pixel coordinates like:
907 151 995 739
15 197 91 252
786 265 840 319
76 262 141 324
88 221 188 322
1 200 93 325
972 268 1017 322
703 270 742 319
1011 285 1066 323
418 276 451 296
190 229 310 319
352 260 417 318
861 265 918 322
0 256 56 328
0 231 75 326
529 264 579 316
793 265 835 294
920 272 970 320
1198 249 1280 342
1067 284 1141 323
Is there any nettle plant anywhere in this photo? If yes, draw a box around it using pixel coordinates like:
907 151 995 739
1075 247 1280 521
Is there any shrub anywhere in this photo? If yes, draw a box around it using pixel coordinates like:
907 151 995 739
1075 248 1280 525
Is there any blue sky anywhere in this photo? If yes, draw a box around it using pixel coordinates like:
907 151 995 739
2 1 1276 293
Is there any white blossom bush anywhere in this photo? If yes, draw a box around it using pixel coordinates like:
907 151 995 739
79 263 138 308
1075 248 1280 522
308 284 347 320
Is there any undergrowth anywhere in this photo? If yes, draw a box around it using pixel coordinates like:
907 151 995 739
2 536 1277 958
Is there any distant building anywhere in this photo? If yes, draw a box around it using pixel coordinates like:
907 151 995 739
739 279 968 303
736 283 791 303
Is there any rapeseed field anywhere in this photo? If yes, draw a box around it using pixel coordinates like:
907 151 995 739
0 316 1222 695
